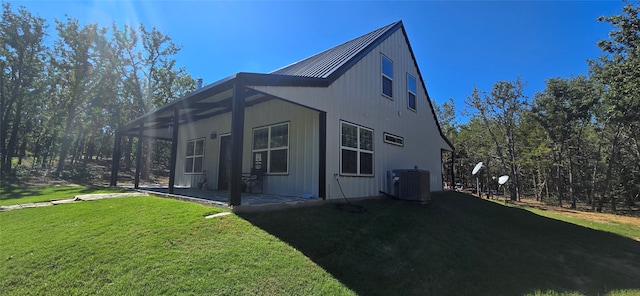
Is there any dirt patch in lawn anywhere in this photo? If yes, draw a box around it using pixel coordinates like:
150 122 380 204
515 198 640 226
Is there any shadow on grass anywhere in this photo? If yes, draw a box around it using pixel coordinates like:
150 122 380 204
0 185 43 201
238 191 640 296
0 184 112 202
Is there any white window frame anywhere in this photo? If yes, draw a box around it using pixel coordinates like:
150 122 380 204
252 122 289 174
340 121 374 176
407 73 417 111
381 54 393 99
185 138 205 174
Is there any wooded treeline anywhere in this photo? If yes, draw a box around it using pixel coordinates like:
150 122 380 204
0 2 195 183
438 2 640 213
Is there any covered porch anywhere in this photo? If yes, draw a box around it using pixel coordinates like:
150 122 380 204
110 72 328 206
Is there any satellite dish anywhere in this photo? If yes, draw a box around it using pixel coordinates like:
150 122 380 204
498 175 509 185
472 162 483 175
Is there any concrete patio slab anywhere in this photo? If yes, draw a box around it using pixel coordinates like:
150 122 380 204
74 192 148 201
133 186 317 207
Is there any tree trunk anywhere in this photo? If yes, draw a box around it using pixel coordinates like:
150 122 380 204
532 169 539 201
544 168 550 203
85 131 96 164
0 60 5 178
17 139 27 165
5 100 25 174
124 137 133 170
56 99 78 177
555 145 564 208
600 122 623 213
142 138 152 180
568 148 576 209
590 163 597 211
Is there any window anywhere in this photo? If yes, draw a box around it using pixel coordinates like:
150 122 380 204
341 121 374 176
252 122 289 174
185 138 204 173
382 54 393 98
384 132 404 147
407 74 416 111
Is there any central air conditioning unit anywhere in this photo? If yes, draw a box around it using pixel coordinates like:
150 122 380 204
387 169 431 202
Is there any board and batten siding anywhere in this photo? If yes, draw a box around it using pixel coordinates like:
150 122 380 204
251 29 450 198
175 99 319 198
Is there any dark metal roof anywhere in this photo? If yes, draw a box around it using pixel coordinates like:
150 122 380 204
117 20 453 151
270 21 401 79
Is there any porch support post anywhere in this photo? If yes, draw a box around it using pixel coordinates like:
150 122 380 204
110 132 122 187
168 107 180 194
134 122 144 189
318 112 327 200
229 81 245 206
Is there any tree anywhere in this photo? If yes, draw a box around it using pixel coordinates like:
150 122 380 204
531 75 598 208
111 24 194 179
434 97 458 187
516 112 553 202
589 1 640 212
0 3 47 179
52 17 101 177
465 78 526 201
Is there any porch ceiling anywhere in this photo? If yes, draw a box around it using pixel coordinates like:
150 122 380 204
119 76 274 140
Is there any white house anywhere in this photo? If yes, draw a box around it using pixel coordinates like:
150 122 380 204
110 21 454 206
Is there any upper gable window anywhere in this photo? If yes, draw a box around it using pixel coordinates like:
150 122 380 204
407 73 416 111
381 54 393 98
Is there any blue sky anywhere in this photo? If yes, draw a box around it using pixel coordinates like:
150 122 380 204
13 1 626 122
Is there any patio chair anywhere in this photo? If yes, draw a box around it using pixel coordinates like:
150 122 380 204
242 167 264 194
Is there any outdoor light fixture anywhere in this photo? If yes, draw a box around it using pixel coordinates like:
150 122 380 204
210 132 217 139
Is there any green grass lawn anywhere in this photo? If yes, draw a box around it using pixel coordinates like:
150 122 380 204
0 195 352 295
1 189 639 295
526 208 640 242
240 192 640 296
0 185 129 206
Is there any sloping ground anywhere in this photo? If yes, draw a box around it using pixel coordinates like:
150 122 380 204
240 192 640 295
0 196 353 295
